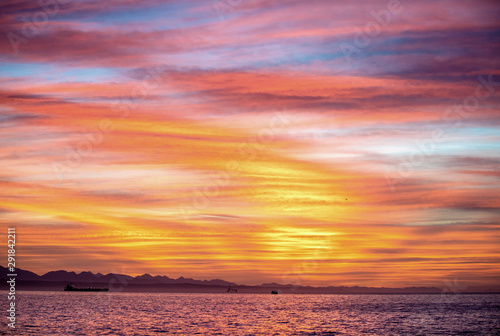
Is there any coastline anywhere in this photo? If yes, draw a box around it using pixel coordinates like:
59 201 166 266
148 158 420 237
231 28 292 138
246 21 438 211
1 280 499 295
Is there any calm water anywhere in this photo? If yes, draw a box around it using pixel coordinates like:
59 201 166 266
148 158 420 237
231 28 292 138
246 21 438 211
0 291 499 335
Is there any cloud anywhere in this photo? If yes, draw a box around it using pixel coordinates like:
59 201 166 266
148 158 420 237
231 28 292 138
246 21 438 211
0 0 499 288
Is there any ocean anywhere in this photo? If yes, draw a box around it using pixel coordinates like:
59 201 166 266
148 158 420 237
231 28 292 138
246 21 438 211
1 291 499 335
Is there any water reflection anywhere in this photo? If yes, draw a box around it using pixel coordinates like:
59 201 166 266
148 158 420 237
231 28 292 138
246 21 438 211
1 292 498 335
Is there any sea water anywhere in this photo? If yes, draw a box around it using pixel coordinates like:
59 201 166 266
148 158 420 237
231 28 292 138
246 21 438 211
0 291 499 335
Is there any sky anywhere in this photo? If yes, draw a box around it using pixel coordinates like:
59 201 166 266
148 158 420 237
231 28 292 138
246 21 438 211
0 0 499 289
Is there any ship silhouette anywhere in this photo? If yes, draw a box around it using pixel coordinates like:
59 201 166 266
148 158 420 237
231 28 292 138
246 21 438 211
64 283 109 292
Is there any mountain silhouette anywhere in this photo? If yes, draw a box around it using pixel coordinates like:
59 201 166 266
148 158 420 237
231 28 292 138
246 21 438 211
1 265 236 287
4 266 40 281
3 265 497 294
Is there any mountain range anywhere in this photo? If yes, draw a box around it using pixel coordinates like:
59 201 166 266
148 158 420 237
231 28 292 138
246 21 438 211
0 265 236 286
2 265 498 294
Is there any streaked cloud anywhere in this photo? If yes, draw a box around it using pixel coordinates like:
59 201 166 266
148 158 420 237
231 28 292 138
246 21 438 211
0 0 499 287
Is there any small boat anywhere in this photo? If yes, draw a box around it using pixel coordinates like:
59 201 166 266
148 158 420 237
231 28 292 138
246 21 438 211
227 287 238 293
64 284 109 292
271 290 278 294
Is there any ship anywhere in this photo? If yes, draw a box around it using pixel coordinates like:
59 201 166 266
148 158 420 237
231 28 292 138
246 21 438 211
64 283 109 292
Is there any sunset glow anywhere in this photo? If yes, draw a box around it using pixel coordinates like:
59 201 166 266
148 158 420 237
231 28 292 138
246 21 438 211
1 0 499 289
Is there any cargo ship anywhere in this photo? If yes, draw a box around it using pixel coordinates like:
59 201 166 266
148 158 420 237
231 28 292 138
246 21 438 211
64 283 109 292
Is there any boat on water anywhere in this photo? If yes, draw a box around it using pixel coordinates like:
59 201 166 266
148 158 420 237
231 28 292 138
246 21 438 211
64 284 109 292
271 290 278 294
